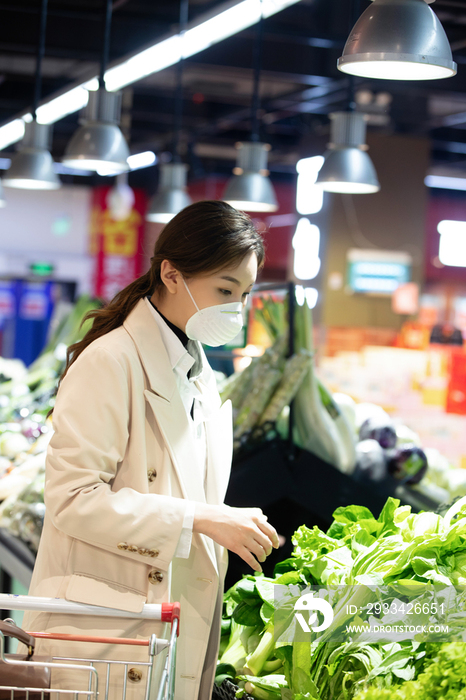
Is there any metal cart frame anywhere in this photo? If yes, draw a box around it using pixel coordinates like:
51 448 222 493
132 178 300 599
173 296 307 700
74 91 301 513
0 594 180 700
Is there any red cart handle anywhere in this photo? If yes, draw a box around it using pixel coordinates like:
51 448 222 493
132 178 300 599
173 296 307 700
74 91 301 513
161 602 181 635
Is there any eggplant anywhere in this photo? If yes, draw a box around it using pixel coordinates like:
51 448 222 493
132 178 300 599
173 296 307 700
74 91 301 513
387 443 428 485
359 416 397 449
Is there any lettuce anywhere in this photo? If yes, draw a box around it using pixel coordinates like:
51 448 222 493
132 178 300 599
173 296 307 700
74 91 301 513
355 643 466 700
218 496 466 700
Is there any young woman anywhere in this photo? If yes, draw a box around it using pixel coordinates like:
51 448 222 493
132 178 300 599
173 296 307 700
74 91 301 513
23 200 279 700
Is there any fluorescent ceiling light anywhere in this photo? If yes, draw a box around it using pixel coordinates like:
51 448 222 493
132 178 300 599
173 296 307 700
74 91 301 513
105 35 182 92
292 218 321 280
425 174 466 191
437 219 466 236
96 150 157 176
106 0 301 91
127 150 157 170
296 155 325 175
437 220 466 266
108 0 301 89
36 86 91 125
184 0 299 58
55 150 156 177
0 120 25 151
0 0 301 149
296 155 324 215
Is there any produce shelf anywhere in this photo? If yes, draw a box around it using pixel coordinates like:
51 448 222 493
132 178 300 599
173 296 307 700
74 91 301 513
224 438 440 587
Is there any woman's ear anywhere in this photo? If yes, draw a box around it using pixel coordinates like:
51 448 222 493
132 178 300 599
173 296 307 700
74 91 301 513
159 260 180 295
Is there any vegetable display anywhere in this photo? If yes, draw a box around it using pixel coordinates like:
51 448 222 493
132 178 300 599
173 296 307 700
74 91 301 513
216 495 466 700
220 304 313 452
0 295 100 551
221 295 357 470
354 642 466 700
387 446 428 485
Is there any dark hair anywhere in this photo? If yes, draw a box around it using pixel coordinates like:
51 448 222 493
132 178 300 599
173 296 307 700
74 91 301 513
61 200 264 383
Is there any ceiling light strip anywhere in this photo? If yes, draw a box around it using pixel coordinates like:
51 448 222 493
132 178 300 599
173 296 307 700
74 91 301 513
0 0 301 151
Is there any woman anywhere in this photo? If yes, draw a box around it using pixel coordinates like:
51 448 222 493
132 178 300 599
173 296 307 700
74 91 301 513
23 200 279 700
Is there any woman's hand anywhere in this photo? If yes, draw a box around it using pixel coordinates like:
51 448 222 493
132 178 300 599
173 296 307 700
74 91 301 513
193 503 279 573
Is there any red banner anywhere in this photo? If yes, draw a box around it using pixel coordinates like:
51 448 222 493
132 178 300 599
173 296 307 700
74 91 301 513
90 186 147 301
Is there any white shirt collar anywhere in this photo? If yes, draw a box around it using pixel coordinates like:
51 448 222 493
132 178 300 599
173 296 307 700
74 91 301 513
144 297 201 379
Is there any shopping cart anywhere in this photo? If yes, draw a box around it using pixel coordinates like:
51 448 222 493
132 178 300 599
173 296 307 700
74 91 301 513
0 593 180 700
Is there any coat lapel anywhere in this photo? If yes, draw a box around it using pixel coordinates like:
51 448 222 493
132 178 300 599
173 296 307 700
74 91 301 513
124 299 206 503
143 388 206 504
123 298 177 402
124 299 221 573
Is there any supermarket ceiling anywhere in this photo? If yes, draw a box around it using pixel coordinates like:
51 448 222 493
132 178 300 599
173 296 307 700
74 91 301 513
2 0 466 181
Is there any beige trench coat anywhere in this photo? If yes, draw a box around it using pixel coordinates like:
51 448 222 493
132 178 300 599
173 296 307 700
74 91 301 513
23 298 233 700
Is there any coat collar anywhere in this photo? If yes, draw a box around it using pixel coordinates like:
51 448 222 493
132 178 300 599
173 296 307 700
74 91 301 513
123 298 217 403
123 298 179 401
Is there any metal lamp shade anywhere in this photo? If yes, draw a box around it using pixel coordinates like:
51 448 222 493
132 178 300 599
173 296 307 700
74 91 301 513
338 0 456 80
62 122 130 173
316 147 380 194
3 121 60 190
146 163 192 223
223 172 278 212
223 142 278 212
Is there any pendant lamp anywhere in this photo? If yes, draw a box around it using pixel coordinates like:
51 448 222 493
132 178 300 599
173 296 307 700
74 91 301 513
146 0 192 223
146 163 191 223
62 0 129 172
337 0 456 81
3 121 60 190
316 112 380 194
222 0 278 213
3 0 60 191
223 142 278 212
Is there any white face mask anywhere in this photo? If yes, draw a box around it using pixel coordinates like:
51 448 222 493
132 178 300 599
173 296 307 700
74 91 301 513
183 278 244 347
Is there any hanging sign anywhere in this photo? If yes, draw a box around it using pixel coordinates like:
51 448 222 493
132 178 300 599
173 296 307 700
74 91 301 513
347 249 412 295
90 186 147 301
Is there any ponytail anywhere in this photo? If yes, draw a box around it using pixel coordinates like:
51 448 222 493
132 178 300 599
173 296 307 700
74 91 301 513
60 200 264 385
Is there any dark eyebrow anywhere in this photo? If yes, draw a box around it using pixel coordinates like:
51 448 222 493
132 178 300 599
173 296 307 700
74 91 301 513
219 276 255 289
219 276 241 286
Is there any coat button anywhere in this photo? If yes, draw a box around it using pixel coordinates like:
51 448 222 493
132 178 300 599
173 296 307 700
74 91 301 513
149 548 159 558
148 569 164 584
128 545 138 553
138 548 149 556
147 469 157 482
117 542 128 550
127 668 142 683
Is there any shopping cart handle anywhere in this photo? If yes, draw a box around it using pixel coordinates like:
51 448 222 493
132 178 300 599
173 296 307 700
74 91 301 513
161 602 180 635
0 594 179 623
